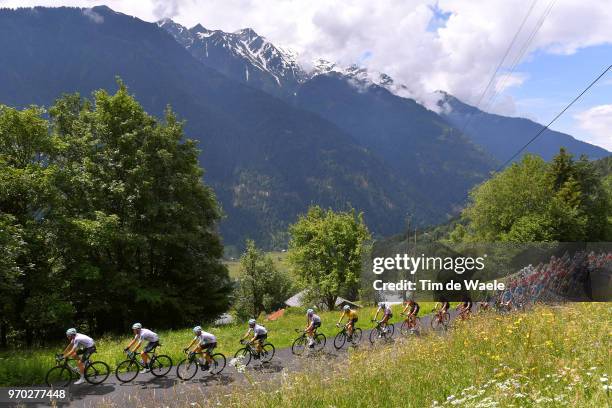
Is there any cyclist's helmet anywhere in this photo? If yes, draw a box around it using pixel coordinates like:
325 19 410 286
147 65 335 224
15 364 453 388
132 322 142 330
307 308 314 316
248 319 256 327
378 302 385 308
66 328 77 336
192 326 202 334
343 305 350 311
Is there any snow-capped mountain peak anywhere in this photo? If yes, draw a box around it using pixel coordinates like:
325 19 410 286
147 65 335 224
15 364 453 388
159 18 416 100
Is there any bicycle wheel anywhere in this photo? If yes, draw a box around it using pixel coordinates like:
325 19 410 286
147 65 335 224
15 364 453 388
150 355 172 377
333 331 347 350
46 366 73 387
209 353 226 375
351 328 363 345
291 336 307 356
431 315 441 330
176 358 198 381
115 360 139 383
400 320 411 336
369 327 380 344
386 323 395 338
260 343 275 363
85 361 110 385
413 318 421 334
314 333 326 352
233 347 252 366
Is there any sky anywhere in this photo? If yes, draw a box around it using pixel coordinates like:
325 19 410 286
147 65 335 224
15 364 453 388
1 0 611 151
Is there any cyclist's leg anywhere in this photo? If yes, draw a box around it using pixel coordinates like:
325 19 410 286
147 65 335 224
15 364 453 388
142 341 157 366
204 343 215 364
72 350 85 374
256 334 265 353
193 344 206 365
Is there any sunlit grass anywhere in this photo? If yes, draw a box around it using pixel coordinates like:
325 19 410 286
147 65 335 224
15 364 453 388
185 302 611 407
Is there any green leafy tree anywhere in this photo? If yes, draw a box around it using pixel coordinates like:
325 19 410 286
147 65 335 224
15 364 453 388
456 149 612 243
288 206 371 310
233 240 293 320
0 105 72 346
0 82 232 345
48 83 232 330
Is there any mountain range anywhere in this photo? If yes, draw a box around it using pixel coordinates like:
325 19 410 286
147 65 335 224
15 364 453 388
0 6 608 248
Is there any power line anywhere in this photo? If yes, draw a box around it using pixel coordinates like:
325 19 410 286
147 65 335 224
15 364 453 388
482 0 556 114
457 0 538 136
496 64 612 171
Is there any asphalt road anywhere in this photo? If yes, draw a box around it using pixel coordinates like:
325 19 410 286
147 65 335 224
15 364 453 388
18 309 461 408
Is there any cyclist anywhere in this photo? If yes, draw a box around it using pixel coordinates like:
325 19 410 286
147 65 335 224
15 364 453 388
437 300 450 314
305 309 321 348
124 323 159 373
183 326 216 373
373 302 393 335
62 328 96 385
401 299 420 328
458 299 473 318
337 305 358 338
241 319 268 358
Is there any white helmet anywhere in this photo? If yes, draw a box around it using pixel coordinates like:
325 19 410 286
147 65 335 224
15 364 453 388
192 325 202 334
307 308 314 316
132 322 142 330
343 305 351 311
248 319 256 326
66 328 77 336
378 302 385 308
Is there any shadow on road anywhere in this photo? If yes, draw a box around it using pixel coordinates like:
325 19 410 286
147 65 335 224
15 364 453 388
198 373 235 386
251 361 284 373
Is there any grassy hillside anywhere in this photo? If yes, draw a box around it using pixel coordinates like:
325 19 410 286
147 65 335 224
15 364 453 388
0 303 439 386
224 251 291 279
198 303 611 407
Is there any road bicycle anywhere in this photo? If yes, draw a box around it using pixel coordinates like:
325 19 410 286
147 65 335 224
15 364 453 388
234 339 275 366
399 313 421 335
176 349 226 380
333 323 363 350
291 328 326 355
45 353 110 387
115 347 172 383
369 319 394 344
430 309 450 330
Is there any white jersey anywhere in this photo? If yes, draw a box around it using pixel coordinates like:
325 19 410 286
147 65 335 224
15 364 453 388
72 333 94 349
136 328 158 342
252 324 267 335
379 305 392 316
310 314 321 324
195 331 216 345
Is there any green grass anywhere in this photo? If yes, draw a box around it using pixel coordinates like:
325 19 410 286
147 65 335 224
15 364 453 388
224 250 291 279
190 302 611 407
0 303 439 386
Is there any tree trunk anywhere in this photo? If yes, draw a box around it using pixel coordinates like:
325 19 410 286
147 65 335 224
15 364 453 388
0 321 7 348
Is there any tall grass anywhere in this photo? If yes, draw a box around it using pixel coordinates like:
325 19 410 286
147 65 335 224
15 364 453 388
0 303 435 386
186 302 610 407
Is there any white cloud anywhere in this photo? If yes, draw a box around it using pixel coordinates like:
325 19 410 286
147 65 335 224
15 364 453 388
82 7 103 23
1 0 611 115
574 105 612 150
